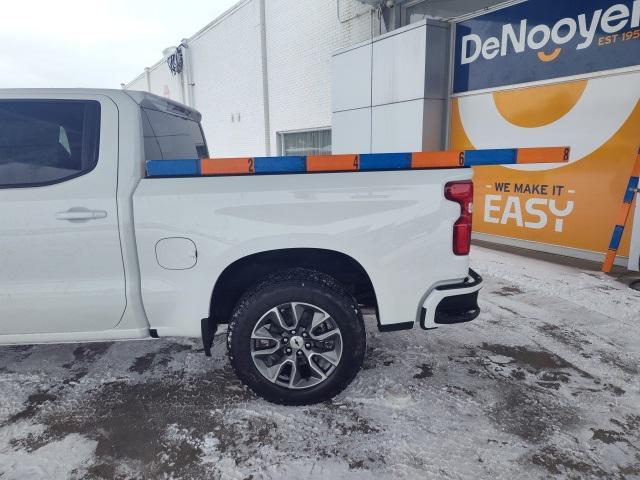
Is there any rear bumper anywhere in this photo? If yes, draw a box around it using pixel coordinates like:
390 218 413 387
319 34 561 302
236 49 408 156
420 269 483 330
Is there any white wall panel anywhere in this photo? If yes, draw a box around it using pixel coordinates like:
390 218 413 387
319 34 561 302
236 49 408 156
332 44 372 112
371 100 424 153
332 108 371 154
331 20 448 154
372 24 426 107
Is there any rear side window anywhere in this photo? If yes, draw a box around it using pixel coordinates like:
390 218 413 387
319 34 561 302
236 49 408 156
142 108 208 162
0 100 100 188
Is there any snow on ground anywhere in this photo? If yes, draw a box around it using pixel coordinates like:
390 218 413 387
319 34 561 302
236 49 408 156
0 246 639 479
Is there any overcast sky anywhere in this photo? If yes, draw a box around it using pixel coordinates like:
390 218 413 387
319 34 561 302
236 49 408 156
0 0 239 89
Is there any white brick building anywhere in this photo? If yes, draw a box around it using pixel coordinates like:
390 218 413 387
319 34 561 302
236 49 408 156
125 0 503 157
127 0 378 157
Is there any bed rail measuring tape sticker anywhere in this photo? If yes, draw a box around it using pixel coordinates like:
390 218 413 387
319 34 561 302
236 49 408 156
602 148 640 273
145 147 570 178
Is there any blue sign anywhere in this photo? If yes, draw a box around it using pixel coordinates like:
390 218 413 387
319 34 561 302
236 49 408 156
453 0 640 94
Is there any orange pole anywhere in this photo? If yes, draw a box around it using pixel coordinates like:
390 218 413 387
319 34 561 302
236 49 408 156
602 149 640 273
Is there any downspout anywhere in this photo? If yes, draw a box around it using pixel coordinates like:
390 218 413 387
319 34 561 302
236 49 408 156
144 67 151 92
181 38 196 108
258 0 272 156
179 73 187 105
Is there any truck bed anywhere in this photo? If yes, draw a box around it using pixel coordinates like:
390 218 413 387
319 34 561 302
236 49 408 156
133 169 472 337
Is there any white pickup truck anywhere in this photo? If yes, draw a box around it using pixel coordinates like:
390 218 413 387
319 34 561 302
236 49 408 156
0 89 482 404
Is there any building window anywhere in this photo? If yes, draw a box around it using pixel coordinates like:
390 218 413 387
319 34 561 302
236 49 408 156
278 129 331 156
401 0 506 25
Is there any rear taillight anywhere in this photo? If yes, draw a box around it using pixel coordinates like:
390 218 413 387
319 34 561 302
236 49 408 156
445 181 473 256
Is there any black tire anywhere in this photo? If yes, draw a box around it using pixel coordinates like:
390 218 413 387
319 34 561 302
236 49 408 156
227 268 366 405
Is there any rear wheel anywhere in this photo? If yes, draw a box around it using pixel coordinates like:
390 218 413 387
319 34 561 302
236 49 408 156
227 268 366 405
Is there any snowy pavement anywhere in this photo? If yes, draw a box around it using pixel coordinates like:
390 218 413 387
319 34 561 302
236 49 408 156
1 246 639 479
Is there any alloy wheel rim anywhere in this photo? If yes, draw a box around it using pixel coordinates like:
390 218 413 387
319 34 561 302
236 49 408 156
250 302 343 390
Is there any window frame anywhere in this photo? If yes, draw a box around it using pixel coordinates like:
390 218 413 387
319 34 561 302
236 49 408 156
400 0 427 26
0 99 102 190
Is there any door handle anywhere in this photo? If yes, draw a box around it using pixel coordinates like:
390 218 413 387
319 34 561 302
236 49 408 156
56 209 108 221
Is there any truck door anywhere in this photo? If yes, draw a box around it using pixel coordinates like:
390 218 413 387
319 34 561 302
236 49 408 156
0 94 126 335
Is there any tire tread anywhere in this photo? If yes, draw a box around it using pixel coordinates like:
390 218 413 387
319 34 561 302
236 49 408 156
227 268 365 405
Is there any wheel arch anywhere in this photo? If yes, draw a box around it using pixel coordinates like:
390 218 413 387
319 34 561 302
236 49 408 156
209 248 378 324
